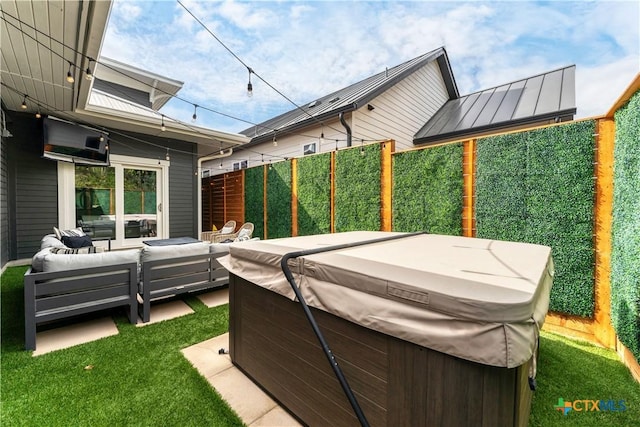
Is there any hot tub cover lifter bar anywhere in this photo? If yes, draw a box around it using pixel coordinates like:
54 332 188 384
280 232 425 427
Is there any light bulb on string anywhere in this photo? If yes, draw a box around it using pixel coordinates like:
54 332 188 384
247 67 253 97
160 115 166 132
66 62 75 83
35 108 41 119
219 142 224 155
20 95 27 109
272 134 278 147
192 105 198 122
165 148 170 161
85 59 93 81
360 139 365 156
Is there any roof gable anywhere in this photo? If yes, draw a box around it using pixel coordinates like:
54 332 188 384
414 65 576 145
242 47 458 143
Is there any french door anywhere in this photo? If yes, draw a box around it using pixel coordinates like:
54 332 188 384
61 154 169 250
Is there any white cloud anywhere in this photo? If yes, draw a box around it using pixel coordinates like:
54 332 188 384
101 0 639 131
576 55 639 118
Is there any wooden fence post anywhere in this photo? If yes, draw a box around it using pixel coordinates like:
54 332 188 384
380 140 394 231
291 158 298 237
462 139 476 237
593 118 616 349
263 165 268 240
330 151 336 233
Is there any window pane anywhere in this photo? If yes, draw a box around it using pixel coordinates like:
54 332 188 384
124 168 157 238
75 165 115 239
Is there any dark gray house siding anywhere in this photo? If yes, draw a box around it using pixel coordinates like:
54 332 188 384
1 134 10 267
5 113 58 261
3 115 200 263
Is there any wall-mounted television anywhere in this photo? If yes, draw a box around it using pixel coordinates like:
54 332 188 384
42 116 109 166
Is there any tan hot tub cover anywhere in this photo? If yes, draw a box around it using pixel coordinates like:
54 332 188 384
219 231 554 368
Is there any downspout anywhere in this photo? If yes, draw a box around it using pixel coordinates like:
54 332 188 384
197 148 234 237
339 112 352 147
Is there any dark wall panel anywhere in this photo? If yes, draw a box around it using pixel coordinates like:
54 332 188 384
1 135 10 267
6 113 58 260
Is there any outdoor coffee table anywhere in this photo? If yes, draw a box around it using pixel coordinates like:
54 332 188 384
142 237 200 246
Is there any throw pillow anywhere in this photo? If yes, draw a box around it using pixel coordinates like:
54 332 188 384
220 225 234 234
62 235 94 248
53 226 86 240
50 246 105 254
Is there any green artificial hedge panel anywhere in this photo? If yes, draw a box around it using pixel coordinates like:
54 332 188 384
297 153 331 236
392 143 463 235
476 121 596 317
266 160 292 239
244 166 264 239
334 144 381 232
611 90 640 362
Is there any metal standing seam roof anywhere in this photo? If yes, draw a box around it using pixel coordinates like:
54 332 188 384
414 65 576 144
240 47 458 144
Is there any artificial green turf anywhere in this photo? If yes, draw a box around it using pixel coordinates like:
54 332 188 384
530 331 640 426
1 266 243 427
2 267 638 426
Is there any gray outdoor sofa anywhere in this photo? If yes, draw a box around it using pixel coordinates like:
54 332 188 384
24 235 234 350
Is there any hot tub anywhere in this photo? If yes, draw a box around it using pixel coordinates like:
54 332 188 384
221 231 553 427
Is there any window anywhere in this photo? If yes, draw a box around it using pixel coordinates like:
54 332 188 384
303 143 317 156
233 160 248 171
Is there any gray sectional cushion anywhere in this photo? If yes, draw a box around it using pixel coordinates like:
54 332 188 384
41 249 141 273
41 234 65 250
31 248 53 272
209 243 232 255
140 242 210 264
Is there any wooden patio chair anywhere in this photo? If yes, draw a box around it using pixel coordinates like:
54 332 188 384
201 220 236 242
211 222 254 243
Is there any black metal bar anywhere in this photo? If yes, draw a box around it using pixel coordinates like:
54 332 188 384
280 232 425 427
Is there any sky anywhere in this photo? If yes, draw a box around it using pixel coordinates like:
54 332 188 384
101 0 640 134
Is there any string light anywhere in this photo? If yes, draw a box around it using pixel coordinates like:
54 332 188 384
272 134 277 147
66 61 75 83
35 108 41 119
20 95 27 109
85 59 93 81
247 67 253 97
319 127 325 146
165 148 170 161
192 105 198 122
1 8 363 144
219 141 224 155
99 134 105 143
219 160 223 169
160 114 166 132
360 139 365 155
261 153 264 163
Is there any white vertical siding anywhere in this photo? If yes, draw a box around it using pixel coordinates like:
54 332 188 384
351 61 449 151
203 117 352 176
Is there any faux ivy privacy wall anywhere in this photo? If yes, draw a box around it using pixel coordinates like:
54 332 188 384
475 121 596 317
266 161 292 239
392 143 463 235
244 166 264 239
334 144 381 232
296 153 331 236
611 90 640 361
